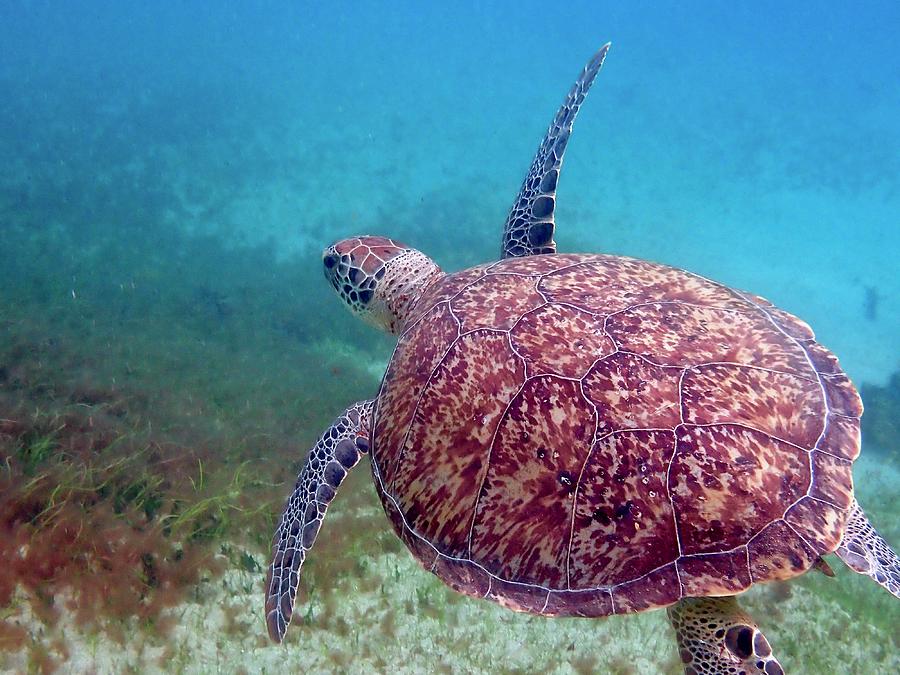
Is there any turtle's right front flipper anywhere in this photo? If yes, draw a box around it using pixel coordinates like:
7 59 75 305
501 42 611 259
265 399 373 643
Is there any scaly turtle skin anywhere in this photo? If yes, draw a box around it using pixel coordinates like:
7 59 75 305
266 43 900 674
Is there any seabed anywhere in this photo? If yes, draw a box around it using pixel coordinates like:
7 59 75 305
1 222 897 671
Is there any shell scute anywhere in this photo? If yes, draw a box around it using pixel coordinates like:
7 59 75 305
669 425 810 555
747 520 818 581
582 353 682 432
681 364 824 448
784 496 847 555
678 548 752 596
817 414 861 461
381 491 437 568
470 376 594 587
607 302 810 372
764 306 816 341
406 266 486 327
805 341 843 374
374 301 459 486
451 273 544 332
610 562 681 614
485 577 549 614
543 588 613 617
539 256 749 314
431 555 491 598
737 290 815 341
809 450 854 509
389 330 525 556
821 372 864 417
510 303 615 378
569 429 678 586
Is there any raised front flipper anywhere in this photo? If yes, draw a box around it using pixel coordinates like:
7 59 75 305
836 498 900 598
501 42 611 259
265 399 373 642
668 596 784 675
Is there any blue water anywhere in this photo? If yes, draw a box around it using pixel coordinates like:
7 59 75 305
1 2 898 673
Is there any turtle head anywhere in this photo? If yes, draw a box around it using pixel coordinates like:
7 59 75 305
323 236 442 335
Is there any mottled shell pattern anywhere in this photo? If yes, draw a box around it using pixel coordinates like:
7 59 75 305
371 253 862 616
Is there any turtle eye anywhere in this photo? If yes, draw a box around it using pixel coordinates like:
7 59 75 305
323 254 338 270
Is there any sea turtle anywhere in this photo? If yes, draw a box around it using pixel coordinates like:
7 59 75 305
265 43 900 673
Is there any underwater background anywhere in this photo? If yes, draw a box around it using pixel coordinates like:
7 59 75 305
1 1 898 673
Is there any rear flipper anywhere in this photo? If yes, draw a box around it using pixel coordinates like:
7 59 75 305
265 399 373 642
835 498 900 598
667 596 784 675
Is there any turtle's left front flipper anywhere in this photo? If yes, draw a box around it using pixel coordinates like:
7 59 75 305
265 399 373 642
835 498 900 598
501 42 611 259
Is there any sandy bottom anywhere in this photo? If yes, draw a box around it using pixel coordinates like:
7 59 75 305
3 453 897 675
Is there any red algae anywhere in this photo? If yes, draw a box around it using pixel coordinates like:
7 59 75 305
0 621 28 652
0 384 270 656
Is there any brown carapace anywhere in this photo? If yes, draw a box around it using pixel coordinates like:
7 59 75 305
266 41 899 675
372 253 860 617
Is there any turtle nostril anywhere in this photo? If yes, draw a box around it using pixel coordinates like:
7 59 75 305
323 254 338 270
